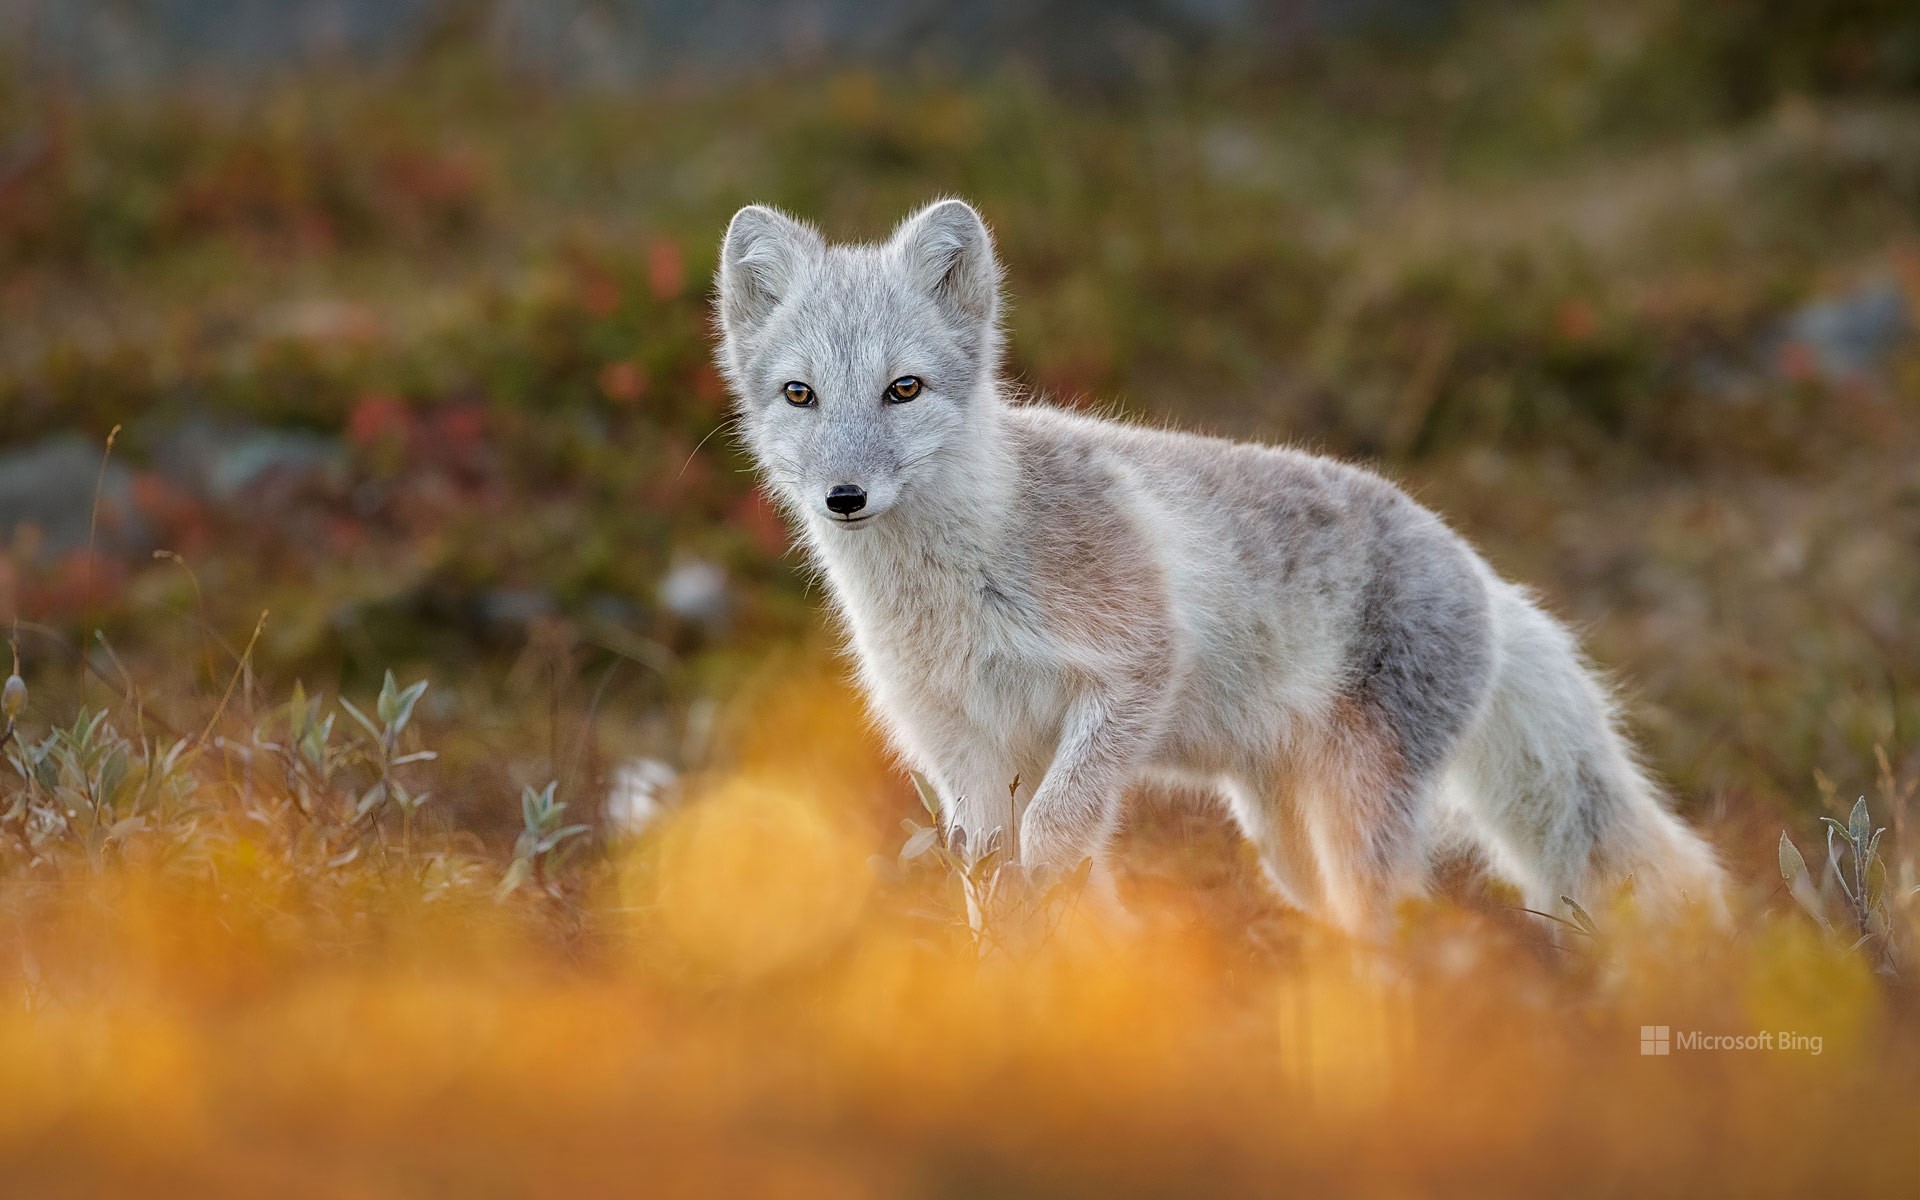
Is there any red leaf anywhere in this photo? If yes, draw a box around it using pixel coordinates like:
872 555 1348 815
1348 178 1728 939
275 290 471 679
348 393 411 449
598 361 649 404
647 237 685 301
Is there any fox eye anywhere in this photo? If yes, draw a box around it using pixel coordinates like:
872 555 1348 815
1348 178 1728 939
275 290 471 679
783 381 816 407
885 375 922 403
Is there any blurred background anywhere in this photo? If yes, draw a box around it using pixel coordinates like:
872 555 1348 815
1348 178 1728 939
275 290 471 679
0 0 1916 859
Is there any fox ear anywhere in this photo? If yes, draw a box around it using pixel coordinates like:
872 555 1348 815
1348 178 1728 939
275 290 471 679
890 198 1000 339
718 205 823 339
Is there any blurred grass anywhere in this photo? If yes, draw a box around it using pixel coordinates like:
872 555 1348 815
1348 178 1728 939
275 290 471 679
0 666 1916 1197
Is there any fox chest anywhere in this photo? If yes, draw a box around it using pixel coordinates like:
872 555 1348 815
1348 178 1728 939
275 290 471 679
847 582 1071 764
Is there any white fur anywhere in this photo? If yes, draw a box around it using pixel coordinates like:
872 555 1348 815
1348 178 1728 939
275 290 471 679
715 199 1727 935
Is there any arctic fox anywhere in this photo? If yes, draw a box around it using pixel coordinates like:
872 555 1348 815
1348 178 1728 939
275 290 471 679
713 198 1726 934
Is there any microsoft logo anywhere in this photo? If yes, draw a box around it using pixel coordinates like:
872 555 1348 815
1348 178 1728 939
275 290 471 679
1636 1025 1823 1055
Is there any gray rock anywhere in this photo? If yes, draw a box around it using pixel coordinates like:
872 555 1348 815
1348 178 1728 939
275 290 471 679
150 420 346 500
478 588 556 627
587 593 646 628
0 433 150 562
1780 278 1910 382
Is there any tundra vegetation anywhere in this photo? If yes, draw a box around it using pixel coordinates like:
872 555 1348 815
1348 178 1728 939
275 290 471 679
1 1 1918 1193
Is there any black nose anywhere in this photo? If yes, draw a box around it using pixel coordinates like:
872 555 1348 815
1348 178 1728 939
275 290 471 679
825 484 867 515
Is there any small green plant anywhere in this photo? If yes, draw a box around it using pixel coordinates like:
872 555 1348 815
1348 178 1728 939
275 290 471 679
1780 795 1898 971
255 671 437 862
2 632 200 870
898 771 1092 956
340 671 434 826
269 682 344 819
1517 895 1607 950
3 706 198 870
2 650 556 906
497 781 590 900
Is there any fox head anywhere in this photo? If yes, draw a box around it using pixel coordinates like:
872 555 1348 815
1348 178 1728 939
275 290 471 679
714 199 1003 531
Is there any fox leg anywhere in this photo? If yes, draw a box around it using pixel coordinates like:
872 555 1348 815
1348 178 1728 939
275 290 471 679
928 752 1026 861
1274 712 1441 937
1302 764 1437 937
1018 692 1158 876
1222 773 1325 915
